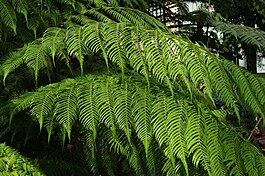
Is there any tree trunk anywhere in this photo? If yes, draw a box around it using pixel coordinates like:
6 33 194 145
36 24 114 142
244 45 257 73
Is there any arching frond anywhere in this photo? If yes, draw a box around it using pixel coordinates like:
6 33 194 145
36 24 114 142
3 18 265 123
153 96 189 175
204 113 227 176
214 21 265 52
1 47 26 84
7 74 265 175
221 126 265 176
224 60 265 117
113 82 132 142
83 130 98 174
1 7 168 81
77 78 98 140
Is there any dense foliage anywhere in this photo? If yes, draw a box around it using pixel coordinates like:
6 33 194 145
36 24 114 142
1 0 265 175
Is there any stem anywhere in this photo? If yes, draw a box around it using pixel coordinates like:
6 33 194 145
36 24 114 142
247 117 263 141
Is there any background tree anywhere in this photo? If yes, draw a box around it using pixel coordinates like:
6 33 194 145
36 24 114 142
158 0 265 73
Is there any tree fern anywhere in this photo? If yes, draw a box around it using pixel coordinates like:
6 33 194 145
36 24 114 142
2 3 265 175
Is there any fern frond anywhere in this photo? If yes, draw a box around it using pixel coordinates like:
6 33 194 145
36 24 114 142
127 142 145 175
77 78 98 140
224 60 265 117
179 40 215 103
223 132 246 176
101 7 131 23
11 0 28 22
145 30 174 94
54 79 78 140
7 74 265 175
30 84 59 130
83 130 98 174
23 41 50 83
132 86 153 157
44 114 57 143
86 8 112 23
0 0 17 33
66 24 91 75
95 77 117 130
152 95 189 175
204 113 227 176
204 49 239 117
3 7 265 174
221 126 265 176
185 105 206 168
42 27 66 65
125 26 150 85
113 82 132 142
104 22 127 78
82 21 109 69
86 7 168 29
1 47 26 84
240 142 259 176
113 7 167 30
9 91 35 124
214 21 265 52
